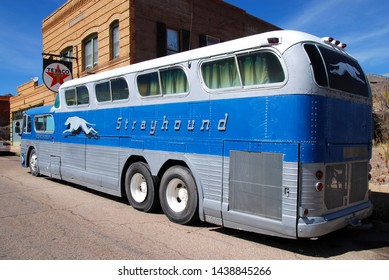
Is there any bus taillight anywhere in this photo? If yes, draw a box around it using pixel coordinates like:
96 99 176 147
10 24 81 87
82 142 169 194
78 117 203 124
315 170 323 180
315 182 324 192
315 170 324 191
267 37 280 44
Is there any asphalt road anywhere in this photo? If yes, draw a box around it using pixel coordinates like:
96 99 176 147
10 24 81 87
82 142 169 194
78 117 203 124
0 154 388 260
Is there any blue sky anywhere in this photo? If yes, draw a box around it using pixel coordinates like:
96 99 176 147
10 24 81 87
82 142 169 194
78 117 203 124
1 0 388 95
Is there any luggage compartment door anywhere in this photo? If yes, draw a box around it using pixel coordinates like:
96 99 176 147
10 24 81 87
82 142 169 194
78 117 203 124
222 141 299 238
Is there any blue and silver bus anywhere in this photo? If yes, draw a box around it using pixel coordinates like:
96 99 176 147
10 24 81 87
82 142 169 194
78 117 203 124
20 30 373 239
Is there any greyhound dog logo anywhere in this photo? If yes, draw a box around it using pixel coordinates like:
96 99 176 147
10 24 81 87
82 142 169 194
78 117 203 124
63 116 98 138
330 62 365 84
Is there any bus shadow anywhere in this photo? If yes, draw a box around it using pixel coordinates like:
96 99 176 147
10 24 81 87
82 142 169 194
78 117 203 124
212 225 389 258
45 176 389 258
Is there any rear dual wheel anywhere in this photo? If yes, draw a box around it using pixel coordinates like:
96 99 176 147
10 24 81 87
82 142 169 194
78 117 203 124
159 166 199 225
125 162 159 212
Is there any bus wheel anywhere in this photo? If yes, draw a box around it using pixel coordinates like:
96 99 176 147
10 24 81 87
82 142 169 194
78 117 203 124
29 148 40 177
125 162 158 212
159 166 198 225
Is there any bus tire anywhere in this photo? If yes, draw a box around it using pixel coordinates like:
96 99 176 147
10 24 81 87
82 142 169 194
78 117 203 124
125 162 159 212
159 166 199 225
29 148 40 177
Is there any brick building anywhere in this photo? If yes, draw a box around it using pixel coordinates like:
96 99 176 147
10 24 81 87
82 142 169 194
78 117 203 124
10 0 279 147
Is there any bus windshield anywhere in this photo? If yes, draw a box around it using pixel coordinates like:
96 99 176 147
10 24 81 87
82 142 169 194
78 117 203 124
304 44 369 97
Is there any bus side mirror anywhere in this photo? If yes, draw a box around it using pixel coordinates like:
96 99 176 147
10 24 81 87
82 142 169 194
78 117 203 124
15 121 21 136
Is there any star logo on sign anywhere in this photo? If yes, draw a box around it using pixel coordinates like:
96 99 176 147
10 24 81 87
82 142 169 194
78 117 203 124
46 64 70 87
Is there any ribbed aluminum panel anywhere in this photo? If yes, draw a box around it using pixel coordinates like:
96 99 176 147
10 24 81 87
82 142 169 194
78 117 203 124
282 162 298 219
187 154 223 201
300 163 325 216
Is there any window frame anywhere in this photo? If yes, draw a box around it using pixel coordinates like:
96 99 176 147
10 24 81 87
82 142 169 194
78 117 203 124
303 43 369 97
64 86 90 108
200 49 286 93
110 20 120 60
95 77 130 104
34 114 55 134
167 28 179 55
136 66 190 98
60 46 74 62
22 114 32 134
83 33 98 70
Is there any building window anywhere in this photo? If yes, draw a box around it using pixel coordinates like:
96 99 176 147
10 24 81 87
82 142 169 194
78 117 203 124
157 22 190 57
206 35 220 46
111 21 119 59
167 28 179 55
83 33 98 70
199 35 220 47
60 47 73 62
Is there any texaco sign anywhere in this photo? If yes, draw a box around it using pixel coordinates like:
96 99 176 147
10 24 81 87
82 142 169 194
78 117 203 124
42 59 73 92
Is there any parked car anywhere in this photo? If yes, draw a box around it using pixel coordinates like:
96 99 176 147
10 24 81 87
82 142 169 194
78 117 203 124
0 138 11 153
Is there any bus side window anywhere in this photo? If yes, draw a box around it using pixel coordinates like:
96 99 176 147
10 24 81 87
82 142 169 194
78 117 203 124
137 72 161 97
65 89 77 106
54 93 61 109
34 115 54 133
237 52 285 86
303 44 328 87
201 57 240 89
22 115 31 134
160 67 189 95
96 81 111 102
45 115 55 132
77 85 90 105
111 78 129 101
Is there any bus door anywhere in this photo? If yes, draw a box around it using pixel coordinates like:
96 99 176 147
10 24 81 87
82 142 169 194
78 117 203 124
222 141 299 238
33 114 62 179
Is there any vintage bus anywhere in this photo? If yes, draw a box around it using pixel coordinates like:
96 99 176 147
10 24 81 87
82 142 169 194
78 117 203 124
20 30 373 239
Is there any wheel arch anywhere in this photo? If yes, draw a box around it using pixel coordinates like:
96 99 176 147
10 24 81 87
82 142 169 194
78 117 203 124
120 155 148 197
26 145 36 168
157 158 205 222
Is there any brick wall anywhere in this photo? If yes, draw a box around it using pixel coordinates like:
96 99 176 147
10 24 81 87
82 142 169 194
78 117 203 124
42 0 133 78
135 0 280 62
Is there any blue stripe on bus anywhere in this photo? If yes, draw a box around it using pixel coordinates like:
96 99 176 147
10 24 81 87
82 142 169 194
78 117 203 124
24 94 371 163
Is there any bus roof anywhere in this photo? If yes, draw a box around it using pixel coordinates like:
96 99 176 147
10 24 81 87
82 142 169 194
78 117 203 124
24 105 54 115
59 30 335 89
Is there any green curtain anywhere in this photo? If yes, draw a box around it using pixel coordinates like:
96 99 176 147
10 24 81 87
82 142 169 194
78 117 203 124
202 58 240 89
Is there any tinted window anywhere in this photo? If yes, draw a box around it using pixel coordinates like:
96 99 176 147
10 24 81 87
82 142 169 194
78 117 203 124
319 46 368 97
65 89 76 106
304 44 328 87
111 78 129 101
77 86 89 105
137 72 160 96
96 81 111 102
304 44 368 97
65 86 89 106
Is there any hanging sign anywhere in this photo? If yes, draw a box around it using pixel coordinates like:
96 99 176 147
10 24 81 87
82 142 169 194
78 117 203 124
42 59 73 92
